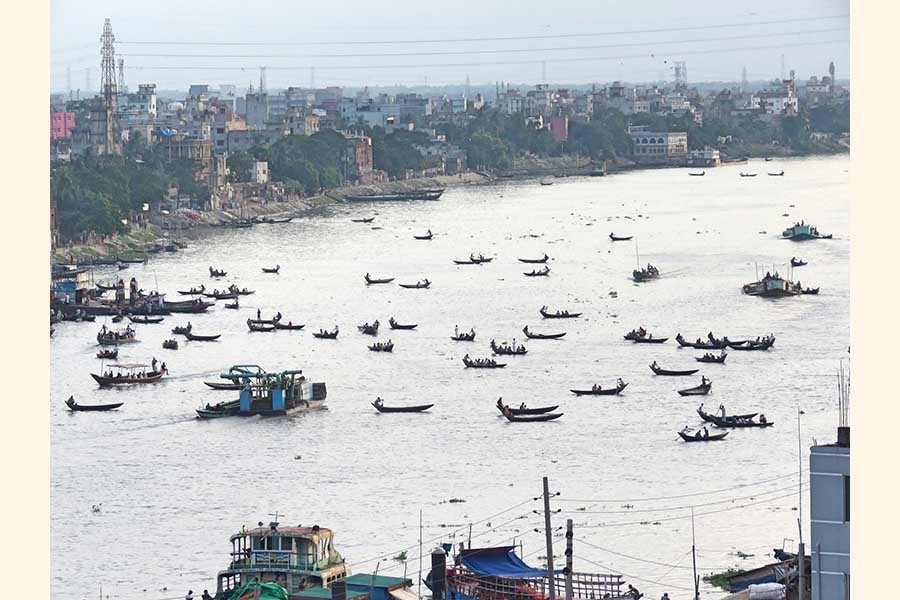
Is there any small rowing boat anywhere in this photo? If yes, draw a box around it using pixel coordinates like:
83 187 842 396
609 233 633 241
677 377 712 396
365 274 394 285
518 254 550 264
372 398 432 413
522 325 565 340
65 396 124 412
185 332 221 341
570 380 628 396
649 361 699 376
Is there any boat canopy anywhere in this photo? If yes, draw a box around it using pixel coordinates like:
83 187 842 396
459 546 560 579
107 363 149 369
226 581 288 600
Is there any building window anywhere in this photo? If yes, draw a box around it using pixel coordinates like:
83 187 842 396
844 475 850 522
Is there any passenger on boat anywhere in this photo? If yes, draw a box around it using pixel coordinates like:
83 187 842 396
161 362 167 373
520 402 526 410
617 377 625 388
661 593 670 600
152 358 158 372
374 397 383 407
627 584 642 599
698 403 704 413
592 384 600 391
760 414 767 424
719 404 726 418
701 376 709 386
202 590 213 600
185 591 194 600
257 309 261 320
703 427 709 439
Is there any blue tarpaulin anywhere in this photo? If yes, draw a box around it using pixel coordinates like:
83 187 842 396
459 547 559 579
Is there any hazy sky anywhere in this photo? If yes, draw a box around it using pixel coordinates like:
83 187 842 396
50 0 849 93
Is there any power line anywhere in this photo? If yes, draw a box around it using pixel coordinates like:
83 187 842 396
118 27 846 60
574 553 695 592
115 14 848 47
124 39 849 73
556 469 802 503
577 538 737 571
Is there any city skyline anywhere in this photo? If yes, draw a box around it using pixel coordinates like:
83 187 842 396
50 0 849 93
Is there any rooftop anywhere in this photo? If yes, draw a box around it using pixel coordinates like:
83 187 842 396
231 525 334 541
295 589 368 600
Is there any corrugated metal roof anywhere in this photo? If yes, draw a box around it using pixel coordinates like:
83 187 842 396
294 589 368 600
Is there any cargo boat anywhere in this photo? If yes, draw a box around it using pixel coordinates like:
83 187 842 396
344 189 444 202
196 365 326 418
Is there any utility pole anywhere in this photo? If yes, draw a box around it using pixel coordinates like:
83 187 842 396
542 476 557 600
798 408 806 600
691 508 699 600
564 519 573 600
418 510 423 600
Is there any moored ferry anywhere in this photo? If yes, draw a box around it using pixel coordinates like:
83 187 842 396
215 522 349 598
782 221 832 241
196 365 327 418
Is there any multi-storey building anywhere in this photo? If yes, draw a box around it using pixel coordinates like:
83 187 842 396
627 125 688 165
810 426 850 600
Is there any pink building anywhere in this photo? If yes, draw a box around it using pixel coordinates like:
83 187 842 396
51 112 76 140
548 116 569 142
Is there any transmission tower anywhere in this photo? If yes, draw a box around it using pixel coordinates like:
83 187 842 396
100 18 120 154
674 61 687 89
118 58 126 93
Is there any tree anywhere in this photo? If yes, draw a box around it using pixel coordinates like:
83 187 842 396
226 151 254 183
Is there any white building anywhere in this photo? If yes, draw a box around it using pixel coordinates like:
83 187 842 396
252 161 270 184
810 426 850 600
119 84 158 119
627 125 688 164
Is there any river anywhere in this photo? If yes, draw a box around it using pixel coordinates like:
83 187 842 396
51 155 849 600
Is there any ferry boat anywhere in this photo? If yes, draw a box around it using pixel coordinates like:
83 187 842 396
742 272 801 297
782 221 832 241
196 365 326 418
214 522 349 598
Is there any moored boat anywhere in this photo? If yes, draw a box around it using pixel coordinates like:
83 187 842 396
204 381 243 390
345 189 444 202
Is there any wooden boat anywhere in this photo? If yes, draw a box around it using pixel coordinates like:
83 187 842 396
373 399 433 413
522 326 565 340
782 222 830 241
801 287 820 295
231 287 255 296
462 355 506 368
117 262 129 270
162 339 179 350
273 321 305 330
346 189 444 202
705 413 775 428
368 341 394 352
539 306 582 319
203 291 238 300
609 233 633 241
204 381 243 390
697 407 758 424
96 326 137 346
96 282 120 292
111 314 124 323
162 300 213 313
490 340 527 356
790 258 807 267
233 220 254 228
678 430 728 442
365 274 395 285
501 407 563 422
358 320 380 336
496 399 559 416
196 403 240 419
65 396 124 412
413 231 433 240
524 266 550 277
255 216 293 224
688 171 706 176
451 329 476 341
677 378 712 396
633 336 668 344
185 332 222 341
312 327 339 339
247 320 276 332
172 325 192 335
224 300 239 309
97 348 119 359
247 317 280 326
768 170 785 176
518 254 550 264
453 258 481 265
117 256 147 264
178 286 206 295
540 179 554 186
262 265 281 274
649 362 699 376
209 268 227 277
389 317 418 330
739 173 758 177
399 279 431 289
570 381 628 396
633 265 660 282
675 333 727 350
351 217 375 223
91 364 166 387
696 352 727 363
624 328 648 341
726 337 775 351
128 315 164 324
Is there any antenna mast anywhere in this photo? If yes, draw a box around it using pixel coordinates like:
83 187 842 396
100 18 120 154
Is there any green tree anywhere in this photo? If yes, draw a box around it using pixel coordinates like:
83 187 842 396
226 151 254 183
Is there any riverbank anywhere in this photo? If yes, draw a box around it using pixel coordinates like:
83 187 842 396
51 148 844 264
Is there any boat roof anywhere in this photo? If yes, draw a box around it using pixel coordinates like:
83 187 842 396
232 525 334 541
341 574 412 589
107 363 149 369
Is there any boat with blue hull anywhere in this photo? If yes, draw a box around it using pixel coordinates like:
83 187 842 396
782 221 832 241
196 365 326 418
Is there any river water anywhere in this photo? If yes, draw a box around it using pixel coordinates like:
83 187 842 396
51 155 849 600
